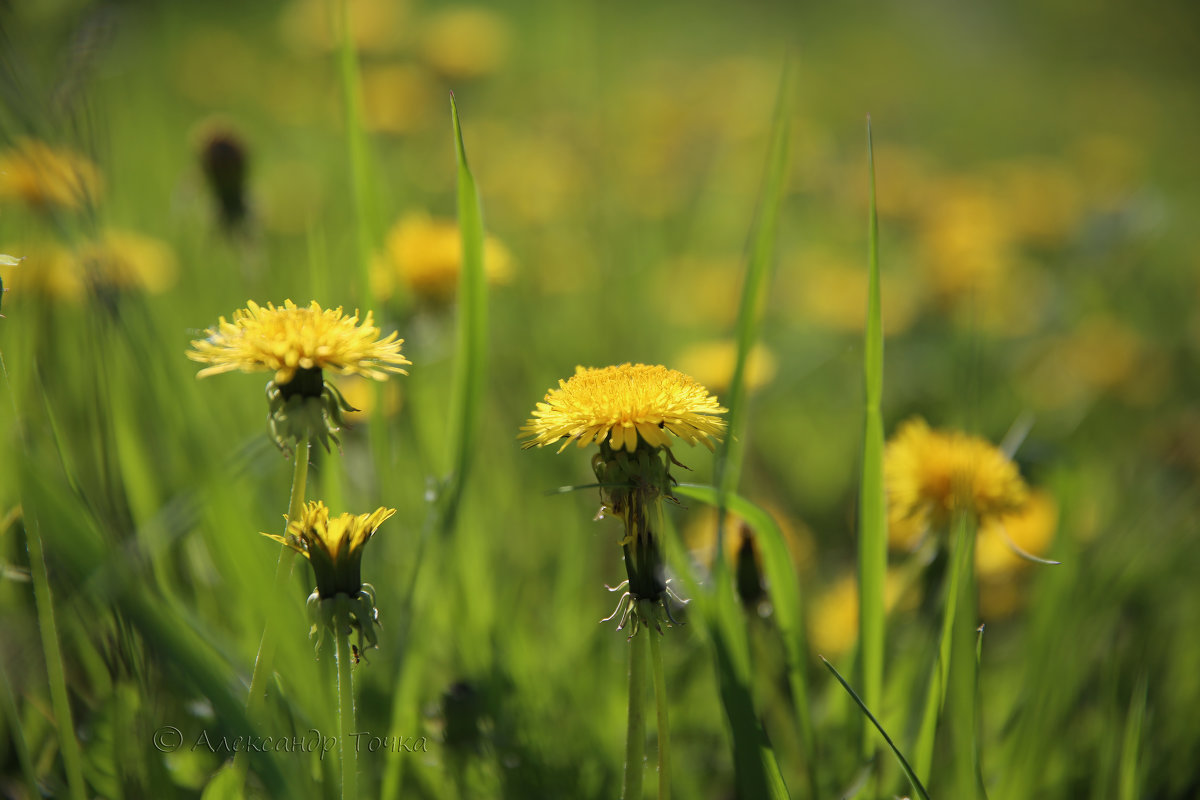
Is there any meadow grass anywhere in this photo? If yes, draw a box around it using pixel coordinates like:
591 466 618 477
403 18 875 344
2 2 1198 799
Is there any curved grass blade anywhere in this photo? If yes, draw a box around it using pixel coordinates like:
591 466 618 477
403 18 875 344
821 656 931 800
675 483 817 795
714 57 794 523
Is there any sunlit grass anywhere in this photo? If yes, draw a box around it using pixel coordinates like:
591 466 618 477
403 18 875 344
0 2 1196 798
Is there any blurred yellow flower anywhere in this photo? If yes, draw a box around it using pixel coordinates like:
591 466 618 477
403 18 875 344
419 7 511 79
80 229 179 294
975 489 1058 580
783 250 921 335
885 418 1028 529
373 212 513 304
360 64 438 135
522 363 727 453
0 230 177 302
1023 315 1149 409
279 0 408 55
0 138 102 211
808 570 914 659
263 500 394 599
187 300 410 386
674 340 777 395
332 374 404 424
0 240 84 302
916 177 1014 303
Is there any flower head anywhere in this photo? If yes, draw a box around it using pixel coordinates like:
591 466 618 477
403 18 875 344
522 363 727 453
187 299 410 386
0 138 102 211
373 212 513 304
264 500 395 599
884 417 1028 530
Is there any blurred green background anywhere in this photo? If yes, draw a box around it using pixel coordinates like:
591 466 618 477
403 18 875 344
2 0 1199 797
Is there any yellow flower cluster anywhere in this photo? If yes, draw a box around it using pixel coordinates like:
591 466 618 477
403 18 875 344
187 299 410 386
884 417 1028 531
373 212 513 304
522 363 727 453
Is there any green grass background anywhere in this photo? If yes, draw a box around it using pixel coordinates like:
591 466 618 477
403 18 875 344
2 0 1199 797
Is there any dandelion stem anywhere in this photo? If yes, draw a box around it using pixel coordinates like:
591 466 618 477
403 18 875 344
649 628 671 800
237 435 310 779
623 627 648 800
948 515 982 800
335 600 359 800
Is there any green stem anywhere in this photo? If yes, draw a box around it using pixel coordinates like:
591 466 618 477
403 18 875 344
648 628 671 800
25 508 88 800
623 627 648 800
236 436 310 779
949 517 981 800
335 599 359 800
1 347 87 800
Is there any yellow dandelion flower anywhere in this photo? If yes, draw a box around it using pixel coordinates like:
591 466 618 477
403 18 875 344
673 340 777 396
373 212 513 304
975 489 1058 580
187 299 410 386
80 229 179 294
808 570 915 659
419 7 511 80
884 418 1028 528
264 500 395 599
522 363 727 454
0 138 102 211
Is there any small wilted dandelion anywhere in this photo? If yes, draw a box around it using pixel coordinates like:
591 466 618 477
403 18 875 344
263 500 395 654
187 299 410 450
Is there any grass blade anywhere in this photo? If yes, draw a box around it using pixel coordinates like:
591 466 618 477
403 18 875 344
714 57 794 519
675 483 818 795
821 656 931 800
336 0 379 307
857 114 887 760
1118 676 1147 800
440 93 488 531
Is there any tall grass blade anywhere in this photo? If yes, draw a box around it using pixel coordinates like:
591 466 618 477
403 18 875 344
335 0 379 308
675 483 817 795
440 93 488 531
857 114 887 760
1118 676 1147 800
714 57 794 524
820 656 931 800
948 514 981 800
662 504 789 799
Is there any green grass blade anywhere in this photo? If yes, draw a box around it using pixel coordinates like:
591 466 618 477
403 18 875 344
857 114 887 760
821 656 931 800
714 57 794 520
440 93 488 531
675 483 817 795
948 515 981 800
336 0 379 308
1118 676 1148 800
662 505 789 799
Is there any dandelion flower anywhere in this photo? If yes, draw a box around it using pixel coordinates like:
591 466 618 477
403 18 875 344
263 500 395 653
264 500 395 599
884 417 1028 529
522 363 727 454
373 212 512 304
187 299 409 386
0 138 102 211
673 340 777 395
